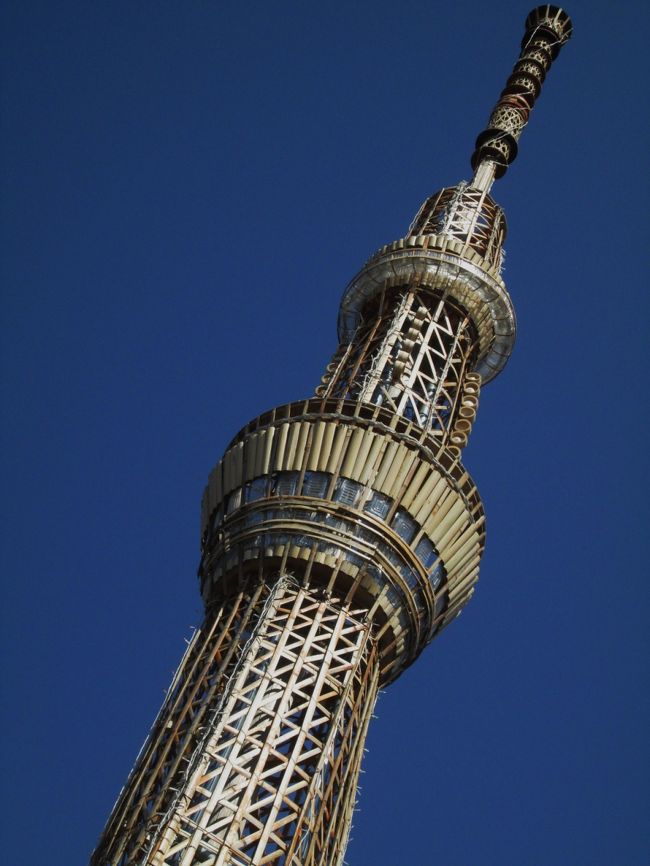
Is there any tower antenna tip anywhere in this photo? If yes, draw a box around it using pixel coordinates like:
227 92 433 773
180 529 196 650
525 6 573 52
470 5 573 181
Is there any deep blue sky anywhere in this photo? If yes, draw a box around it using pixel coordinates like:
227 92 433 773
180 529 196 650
2 1 649 863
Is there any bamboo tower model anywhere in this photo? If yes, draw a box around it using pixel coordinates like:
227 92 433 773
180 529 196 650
91 7 572 865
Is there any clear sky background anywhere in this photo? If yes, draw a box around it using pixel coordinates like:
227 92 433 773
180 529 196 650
2 1 649 863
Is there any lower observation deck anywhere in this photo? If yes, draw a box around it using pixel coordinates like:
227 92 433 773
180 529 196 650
201 398 485 684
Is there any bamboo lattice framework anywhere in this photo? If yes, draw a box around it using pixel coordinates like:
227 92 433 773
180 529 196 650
408 184 507 272
91 581 378 866
316 287 479 443
90 6 571 865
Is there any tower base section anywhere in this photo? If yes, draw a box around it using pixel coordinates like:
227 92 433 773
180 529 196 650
91 578 379 866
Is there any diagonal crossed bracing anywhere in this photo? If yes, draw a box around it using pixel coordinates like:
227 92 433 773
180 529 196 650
318 288 477 439
92 582 379 866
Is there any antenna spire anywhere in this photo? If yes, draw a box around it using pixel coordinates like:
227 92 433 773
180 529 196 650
471 5 572 192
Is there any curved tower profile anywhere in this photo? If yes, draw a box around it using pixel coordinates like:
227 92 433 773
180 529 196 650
91 7 572 865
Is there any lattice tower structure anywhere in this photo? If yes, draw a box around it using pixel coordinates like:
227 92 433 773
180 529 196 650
90 7 572 866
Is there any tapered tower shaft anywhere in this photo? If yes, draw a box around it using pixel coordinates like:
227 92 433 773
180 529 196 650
91 7 571 865
94 583 377 865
